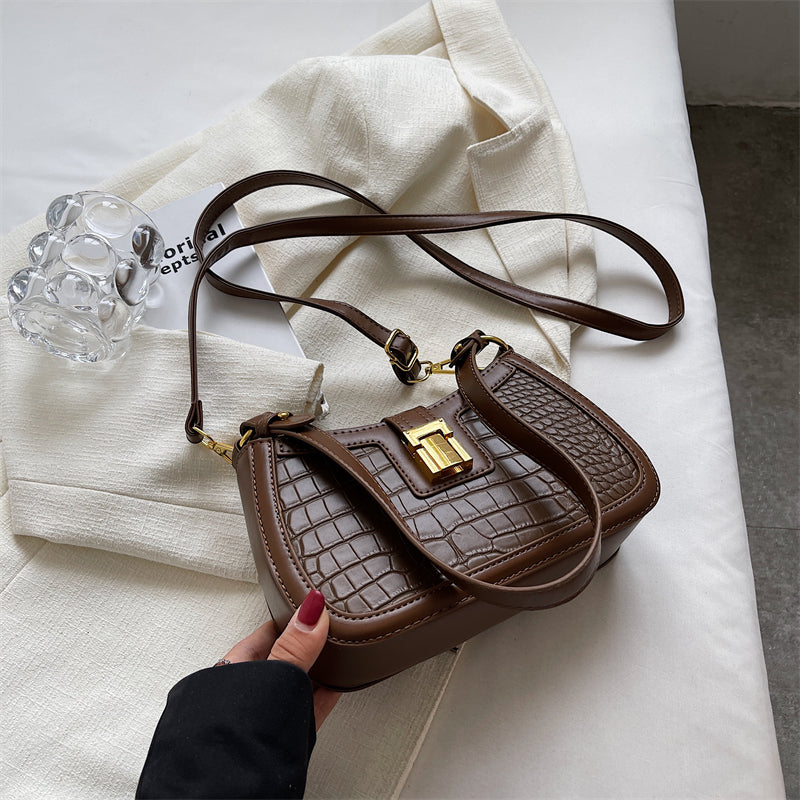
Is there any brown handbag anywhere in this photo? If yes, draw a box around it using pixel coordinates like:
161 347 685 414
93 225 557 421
184 171 684 690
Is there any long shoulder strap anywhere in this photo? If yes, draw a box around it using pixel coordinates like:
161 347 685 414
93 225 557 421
186 170 684 441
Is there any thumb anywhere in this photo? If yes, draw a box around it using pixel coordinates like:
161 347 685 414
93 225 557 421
267 590 329 672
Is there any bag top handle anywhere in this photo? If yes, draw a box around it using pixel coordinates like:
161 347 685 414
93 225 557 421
185 170 684 442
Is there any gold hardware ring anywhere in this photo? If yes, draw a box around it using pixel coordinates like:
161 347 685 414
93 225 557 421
384 328 420 373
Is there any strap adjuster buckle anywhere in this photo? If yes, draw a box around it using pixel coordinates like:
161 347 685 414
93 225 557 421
384 329 419 373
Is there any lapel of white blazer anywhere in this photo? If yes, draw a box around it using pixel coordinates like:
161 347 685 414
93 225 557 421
431 0 596 371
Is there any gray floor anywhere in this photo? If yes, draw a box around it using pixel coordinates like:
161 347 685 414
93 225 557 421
688 106 799 799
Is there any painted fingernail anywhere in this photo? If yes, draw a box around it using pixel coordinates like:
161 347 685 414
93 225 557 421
296 590 325 630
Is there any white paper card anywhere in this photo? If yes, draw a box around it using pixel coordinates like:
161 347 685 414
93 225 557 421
144 184 305 359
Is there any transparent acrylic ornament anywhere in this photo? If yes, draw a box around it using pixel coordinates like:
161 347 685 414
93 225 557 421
7 192 165 362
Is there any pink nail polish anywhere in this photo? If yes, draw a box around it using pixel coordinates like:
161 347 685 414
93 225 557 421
297 590 325 629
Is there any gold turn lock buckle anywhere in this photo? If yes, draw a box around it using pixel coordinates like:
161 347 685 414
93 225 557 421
402 419 473 481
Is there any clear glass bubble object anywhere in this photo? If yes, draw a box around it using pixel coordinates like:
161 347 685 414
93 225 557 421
7 192 164 362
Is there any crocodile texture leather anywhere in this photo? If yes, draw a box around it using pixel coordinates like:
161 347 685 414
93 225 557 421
185 173 682 689
272 361 639 616
235 344 659 689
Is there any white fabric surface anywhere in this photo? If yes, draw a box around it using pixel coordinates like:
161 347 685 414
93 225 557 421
0 1 785 799
400 3 786 798
1 2 598 798
1 0 592 571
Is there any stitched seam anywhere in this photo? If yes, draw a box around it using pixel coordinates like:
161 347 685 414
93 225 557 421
251 444 306 613
493 535 595 586
338 302 389 344
327 594 473 644
327 536 606 645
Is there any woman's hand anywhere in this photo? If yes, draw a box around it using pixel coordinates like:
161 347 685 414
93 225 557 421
218 590 341 730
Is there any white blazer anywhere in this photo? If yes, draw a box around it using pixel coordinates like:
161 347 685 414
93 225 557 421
0 2 596 797
0 0 592 578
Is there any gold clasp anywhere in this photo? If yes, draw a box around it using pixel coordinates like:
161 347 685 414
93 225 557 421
391 333 510 384
193 427 234 464
428 358 456 375
192 426 252 464
402 419 473 481
406 357 456 384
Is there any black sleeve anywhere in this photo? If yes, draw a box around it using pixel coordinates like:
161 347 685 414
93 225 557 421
136 660 316 799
